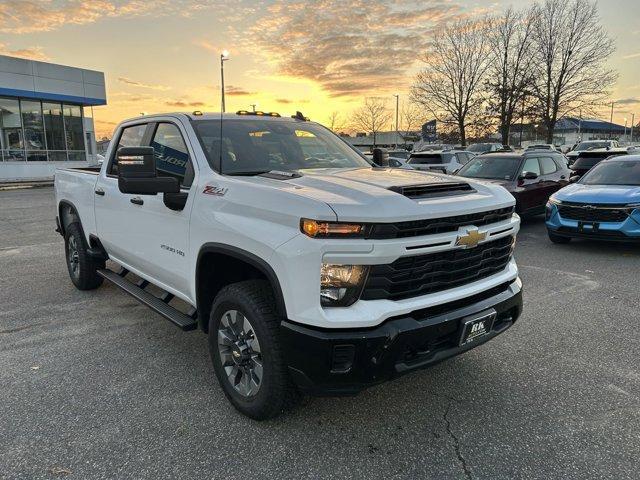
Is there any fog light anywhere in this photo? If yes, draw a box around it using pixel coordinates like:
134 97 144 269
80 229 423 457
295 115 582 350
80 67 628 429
320 264 368 307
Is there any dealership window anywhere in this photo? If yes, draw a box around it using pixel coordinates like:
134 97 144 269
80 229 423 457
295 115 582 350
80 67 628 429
0 97 24 161
63 104 85 159
43 102 67 160
21 100 47 161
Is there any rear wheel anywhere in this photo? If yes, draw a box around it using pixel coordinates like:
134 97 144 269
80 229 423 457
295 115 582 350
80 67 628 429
64 222 104 290
208 280 298 420
547 229 571 244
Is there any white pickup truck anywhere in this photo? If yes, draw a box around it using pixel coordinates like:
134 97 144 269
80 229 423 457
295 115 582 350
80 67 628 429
54 111 523 419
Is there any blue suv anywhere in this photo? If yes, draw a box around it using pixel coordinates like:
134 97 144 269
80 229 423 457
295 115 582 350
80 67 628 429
546 155 640 243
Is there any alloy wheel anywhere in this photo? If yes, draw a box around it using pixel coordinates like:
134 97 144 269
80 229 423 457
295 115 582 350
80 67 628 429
217 309 263 397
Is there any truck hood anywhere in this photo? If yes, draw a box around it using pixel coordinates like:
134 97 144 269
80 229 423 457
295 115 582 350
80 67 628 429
554 183 640 204
238 168 515 222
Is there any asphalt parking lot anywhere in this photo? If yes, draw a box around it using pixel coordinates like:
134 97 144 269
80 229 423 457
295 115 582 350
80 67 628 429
1 186 639 480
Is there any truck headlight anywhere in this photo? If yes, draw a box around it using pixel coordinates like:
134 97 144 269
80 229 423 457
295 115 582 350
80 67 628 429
301 219 366 238
548 196 562 206
320 264 369 307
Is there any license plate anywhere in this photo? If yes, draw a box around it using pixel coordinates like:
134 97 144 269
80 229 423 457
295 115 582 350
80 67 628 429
459 310 497 347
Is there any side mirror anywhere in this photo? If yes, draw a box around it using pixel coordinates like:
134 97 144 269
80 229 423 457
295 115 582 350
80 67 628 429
569 175 581 183
372 148 389 167
117 147 180 195
519 171 538 181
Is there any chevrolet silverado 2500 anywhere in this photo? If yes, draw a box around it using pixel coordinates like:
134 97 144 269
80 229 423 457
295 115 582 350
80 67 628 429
54 111 523 419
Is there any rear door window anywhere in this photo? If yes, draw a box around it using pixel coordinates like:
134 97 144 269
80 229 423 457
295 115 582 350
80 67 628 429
151 123 194 188
108 123 147 175
540 156 558 175
521 157 541 176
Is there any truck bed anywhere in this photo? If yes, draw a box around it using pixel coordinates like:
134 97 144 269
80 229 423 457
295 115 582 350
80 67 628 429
54 166 101 240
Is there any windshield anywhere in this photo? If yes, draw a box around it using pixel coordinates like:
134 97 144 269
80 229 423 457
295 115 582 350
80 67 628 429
193 119 370 174
457 155 520 180
575 141 609 151
573 152 626 169
580 160 640 186
408 153 452 165
467 143 493 153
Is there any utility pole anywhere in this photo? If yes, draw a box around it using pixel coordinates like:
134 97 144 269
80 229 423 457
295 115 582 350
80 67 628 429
220 50 230 113
518 94 526 148
393 94 399 149
609 101 614 139
578 109 582 141
250 104 257 112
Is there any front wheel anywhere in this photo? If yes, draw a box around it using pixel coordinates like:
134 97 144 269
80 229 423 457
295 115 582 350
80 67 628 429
547 229 571 244
208 280 299 420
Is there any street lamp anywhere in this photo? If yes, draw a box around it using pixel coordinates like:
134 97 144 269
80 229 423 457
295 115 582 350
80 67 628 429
393 94 399 149
624 118 627 143
220 50 230 113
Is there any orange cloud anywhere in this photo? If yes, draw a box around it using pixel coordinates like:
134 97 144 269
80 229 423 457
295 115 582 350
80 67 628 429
117 77 170 91
246 0 464 97
0 43 49 61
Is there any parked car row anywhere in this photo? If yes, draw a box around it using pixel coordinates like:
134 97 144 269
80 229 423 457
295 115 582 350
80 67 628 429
376 143 640 245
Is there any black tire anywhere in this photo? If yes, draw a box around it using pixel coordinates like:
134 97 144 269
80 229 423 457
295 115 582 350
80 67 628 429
64 222 104 290
208 280 299 420
547 229 571 244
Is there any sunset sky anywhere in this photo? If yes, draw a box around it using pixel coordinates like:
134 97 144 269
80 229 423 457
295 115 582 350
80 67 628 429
1 0 639 138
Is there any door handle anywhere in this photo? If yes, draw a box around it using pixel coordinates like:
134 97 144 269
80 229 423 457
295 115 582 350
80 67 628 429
130 197 144 206
94 188 105 196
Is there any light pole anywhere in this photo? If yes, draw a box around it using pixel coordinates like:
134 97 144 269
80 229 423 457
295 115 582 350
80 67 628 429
624 118 627 143
393 94 399 149
534 124 538 142
220 50 230 113
250 103 257 112
631 113 635 144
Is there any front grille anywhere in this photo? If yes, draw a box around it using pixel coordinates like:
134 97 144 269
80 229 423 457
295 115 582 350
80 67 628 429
362 236 514 301
558 204 630 222
389 182 474 199
366 207 514 239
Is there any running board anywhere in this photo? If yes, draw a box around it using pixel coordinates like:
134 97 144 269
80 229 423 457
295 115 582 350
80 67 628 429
97 268 198 331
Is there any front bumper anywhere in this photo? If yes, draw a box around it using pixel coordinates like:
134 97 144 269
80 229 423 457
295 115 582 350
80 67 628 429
546 204 640 242
280 279 522 396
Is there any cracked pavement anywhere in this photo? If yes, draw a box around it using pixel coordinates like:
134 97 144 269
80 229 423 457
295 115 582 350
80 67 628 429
1 187 640 479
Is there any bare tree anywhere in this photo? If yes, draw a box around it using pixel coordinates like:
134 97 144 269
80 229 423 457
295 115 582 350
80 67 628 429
327 111 344 132
350 97 392 147
486 7 535 146
411 18 492 146
530 0 616 143
399 102 425 145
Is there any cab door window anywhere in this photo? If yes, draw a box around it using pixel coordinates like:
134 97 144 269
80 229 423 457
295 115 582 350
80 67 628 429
151 123 194 188
108 123 147 175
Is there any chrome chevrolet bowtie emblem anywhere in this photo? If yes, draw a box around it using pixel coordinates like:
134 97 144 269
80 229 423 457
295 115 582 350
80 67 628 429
456 227 487 249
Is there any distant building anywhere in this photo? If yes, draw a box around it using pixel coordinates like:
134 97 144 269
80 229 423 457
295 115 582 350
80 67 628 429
0 54 106 181
553 117 628 146
344 131 420 151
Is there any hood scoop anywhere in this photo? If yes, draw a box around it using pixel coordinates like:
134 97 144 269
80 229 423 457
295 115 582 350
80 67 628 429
389 182 475 199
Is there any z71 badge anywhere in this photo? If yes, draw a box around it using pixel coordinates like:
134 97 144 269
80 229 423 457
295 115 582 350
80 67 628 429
203 185 228 196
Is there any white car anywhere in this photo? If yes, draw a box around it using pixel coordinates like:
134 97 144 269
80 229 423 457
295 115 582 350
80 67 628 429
407 150 474 174
54 111 522 419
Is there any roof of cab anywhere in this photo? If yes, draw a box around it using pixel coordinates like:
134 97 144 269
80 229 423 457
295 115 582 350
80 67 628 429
120 111 310 124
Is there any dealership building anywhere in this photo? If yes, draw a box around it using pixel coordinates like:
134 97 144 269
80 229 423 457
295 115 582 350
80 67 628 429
0 54 106 182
